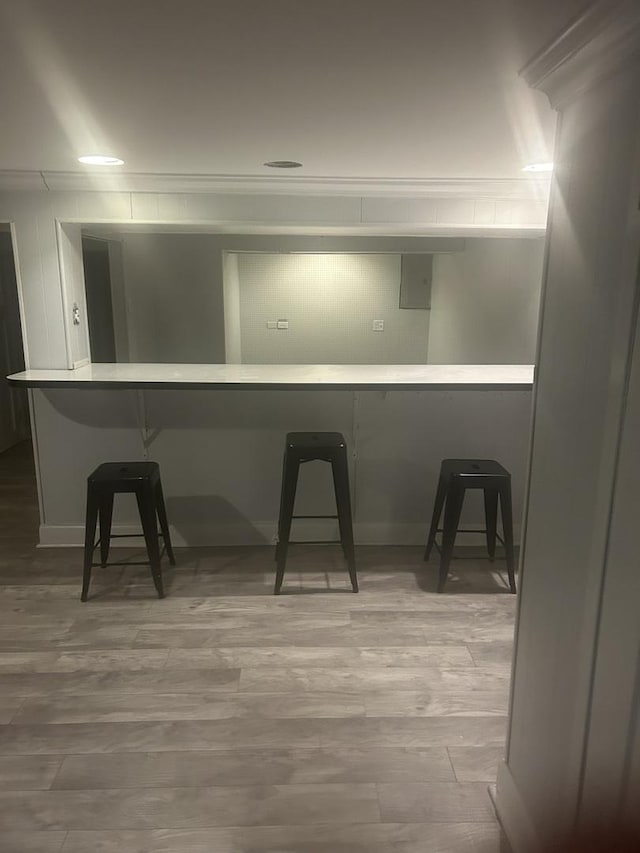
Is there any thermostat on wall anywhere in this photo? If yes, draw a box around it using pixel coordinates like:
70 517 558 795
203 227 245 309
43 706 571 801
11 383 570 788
277 319 289 329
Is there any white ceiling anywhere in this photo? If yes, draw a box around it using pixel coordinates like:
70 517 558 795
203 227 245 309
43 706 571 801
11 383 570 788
0 0 589 184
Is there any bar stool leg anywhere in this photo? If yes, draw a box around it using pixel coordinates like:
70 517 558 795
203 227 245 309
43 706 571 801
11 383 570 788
424 471 448 561
81 488 99 602
499 479 517 594
275 451 289 564
136 484 164 599
154 479 176 566
332 453 358 593
438 481 465 593
483 488 499 561
98 491 114 567
274 454 299 594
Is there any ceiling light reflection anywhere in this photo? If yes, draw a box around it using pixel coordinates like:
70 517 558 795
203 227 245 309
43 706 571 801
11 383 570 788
78 155 124 166
522 162 554 172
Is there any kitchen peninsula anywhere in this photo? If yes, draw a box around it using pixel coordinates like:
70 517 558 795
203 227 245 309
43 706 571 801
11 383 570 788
8 363 534 550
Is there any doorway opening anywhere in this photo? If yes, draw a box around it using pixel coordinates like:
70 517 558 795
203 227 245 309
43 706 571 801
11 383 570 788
0 224 38 545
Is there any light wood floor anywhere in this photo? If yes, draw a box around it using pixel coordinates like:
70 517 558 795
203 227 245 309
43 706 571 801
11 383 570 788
0 441 515 853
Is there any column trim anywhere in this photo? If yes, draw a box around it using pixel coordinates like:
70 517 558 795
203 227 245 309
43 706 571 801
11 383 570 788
521 0 640 108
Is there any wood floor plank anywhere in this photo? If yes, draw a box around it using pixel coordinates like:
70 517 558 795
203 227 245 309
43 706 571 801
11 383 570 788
14 691 366 724
448 746 506 782
59 823 502 853
238 666 510 693
351 611 516 643
167 644 475 669
0 756 62 790
377 781 496 823
62 609 354 629
467 642 515 666
135 625 430 648
0 783 381 830
0 696 24 724
0 626 138 652
0 654 60 673
53 746 455 789
0 604 350 632
363 688 509 717
0 667 240 697
0 719 323 754
313 716 508 748
0 650 170 674
0 832 66 853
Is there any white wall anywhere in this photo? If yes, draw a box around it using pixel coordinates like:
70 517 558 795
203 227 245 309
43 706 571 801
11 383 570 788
223 251 242 363
121 233 226 363
57 223 90 368
428 238 544 363
236 253 430 364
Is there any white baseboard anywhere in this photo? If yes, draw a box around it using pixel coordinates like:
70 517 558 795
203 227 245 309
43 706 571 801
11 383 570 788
495 760 541 853
38 520 522 549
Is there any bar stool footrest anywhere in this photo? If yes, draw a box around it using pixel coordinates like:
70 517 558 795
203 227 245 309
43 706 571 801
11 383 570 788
291 514 339 519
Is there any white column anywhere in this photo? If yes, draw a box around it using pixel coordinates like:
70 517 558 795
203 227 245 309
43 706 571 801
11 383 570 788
496 2 640 849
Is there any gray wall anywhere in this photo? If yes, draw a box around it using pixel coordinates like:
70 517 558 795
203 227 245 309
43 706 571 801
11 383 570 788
235 253 430 364
115 236 543 367
32 386 532 550
428 238 544 364
122 233 226 363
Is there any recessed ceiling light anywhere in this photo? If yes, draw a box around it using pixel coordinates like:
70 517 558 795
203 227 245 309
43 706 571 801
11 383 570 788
78 154 124 166
522 162 554 172
264 160 303 168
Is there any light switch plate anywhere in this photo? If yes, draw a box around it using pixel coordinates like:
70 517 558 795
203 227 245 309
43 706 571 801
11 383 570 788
372 320 384 331
266 321 277 329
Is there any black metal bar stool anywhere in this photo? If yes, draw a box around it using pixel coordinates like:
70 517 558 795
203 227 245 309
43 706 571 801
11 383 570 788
424 458 516 594
274 432 358 594
81 461 175 601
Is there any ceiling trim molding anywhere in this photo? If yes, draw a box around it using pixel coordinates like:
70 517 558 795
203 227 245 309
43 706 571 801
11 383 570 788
521 0 640 109
0 171 49 192
75 223 547 239
0 170 549 200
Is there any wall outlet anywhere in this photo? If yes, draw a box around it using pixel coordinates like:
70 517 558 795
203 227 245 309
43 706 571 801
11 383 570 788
372 320 384 331
266 321 277 329
277 319 289 329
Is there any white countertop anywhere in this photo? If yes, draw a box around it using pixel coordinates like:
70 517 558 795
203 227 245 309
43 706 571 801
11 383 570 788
7 363 534 390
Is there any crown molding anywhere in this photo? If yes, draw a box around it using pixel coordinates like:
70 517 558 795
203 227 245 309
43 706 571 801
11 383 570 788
0 171 48 192
521 0 640 109
0 170 549 200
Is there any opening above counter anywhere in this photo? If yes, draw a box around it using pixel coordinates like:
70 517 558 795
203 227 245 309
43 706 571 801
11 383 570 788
76 228 545 368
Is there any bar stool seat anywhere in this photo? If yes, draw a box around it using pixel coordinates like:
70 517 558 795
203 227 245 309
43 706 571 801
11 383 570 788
424 458 516 593
81 461 175 601
274 432 358 594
